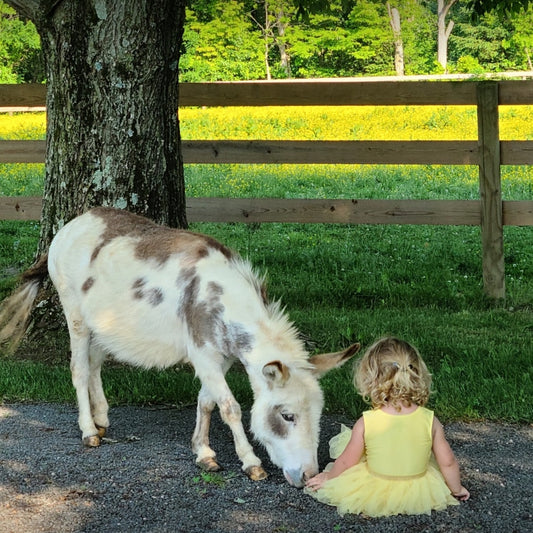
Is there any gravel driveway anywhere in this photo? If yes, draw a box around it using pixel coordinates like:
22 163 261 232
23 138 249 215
0 403 531 533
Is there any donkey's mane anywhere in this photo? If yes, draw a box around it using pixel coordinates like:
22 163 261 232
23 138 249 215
231 256 310 368
231 255 266 301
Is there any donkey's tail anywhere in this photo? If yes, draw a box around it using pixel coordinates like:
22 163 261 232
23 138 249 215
0 254 49 353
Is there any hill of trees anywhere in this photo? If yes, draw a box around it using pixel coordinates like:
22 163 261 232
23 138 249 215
1 0 533 83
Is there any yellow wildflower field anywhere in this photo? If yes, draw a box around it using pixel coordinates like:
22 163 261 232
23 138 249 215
1 106 532 141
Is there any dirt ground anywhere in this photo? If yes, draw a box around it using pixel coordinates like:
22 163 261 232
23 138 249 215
0 402 531 533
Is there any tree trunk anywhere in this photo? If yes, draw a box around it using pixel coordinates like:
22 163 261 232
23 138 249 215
263 0 272 80
274 8 291 78
437 0 456 72
6 0 188 256
387 3 404 76
1 0 187 355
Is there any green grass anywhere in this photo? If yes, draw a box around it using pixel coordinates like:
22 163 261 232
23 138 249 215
184 164 532 201
0 164 44 196
1 216 531 422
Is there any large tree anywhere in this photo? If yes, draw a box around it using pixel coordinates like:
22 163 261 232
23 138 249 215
0 0 187 352
5 0 188 256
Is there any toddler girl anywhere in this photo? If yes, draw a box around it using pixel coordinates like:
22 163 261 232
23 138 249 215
305 336 469 517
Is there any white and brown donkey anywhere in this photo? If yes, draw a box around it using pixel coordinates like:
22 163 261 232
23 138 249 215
2 207 358 487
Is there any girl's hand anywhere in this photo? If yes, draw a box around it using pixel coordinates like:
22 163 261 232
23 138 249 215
305 472 330 491
452 486 470 501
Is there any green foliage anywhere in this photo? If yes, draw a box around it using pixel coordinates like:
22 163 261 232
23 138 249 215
180 0 533 78
449 7 515 72
397 0 437 75
181 1 265 81
468 0 532 18
290 0 394 77
0 2 43 83
452 55 485 74
192 471 237 487
3 0 533 81
503 6 533 70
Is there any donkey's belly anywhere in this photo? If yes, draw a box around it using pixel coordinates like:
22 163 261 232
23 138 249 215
93 331 189 369
84 293 190 369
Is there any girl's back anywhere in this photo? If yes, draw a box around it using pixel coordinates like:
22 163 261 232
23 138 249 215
363 407 433 478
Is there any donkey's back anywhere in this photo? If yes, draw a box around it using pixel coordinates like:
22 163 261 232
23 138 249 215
48 207 264 369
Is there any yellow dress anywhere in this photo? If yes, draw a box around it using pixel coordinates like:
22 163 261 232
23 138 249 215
308 407 459 517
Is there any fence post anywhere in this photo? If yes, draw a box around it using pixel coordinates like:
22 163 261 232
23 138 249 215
477 82 505 299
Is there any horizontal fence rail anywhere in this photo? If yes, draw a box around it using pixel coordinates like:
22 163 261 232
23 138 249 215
3 139 533 165
2 78 533 106
3 196 532 226
1 79 533 298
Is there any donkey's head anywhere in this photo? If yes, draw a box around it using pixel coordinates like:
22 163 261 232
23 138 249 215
250 343 360 487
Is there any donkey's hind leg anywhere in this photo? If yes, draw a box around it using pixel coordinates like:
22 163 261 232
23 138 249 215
66 313 101 447
88 341 109 438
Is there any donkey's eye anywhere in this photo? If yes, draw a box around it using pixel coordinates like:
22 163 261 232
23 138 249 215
281 413 295 423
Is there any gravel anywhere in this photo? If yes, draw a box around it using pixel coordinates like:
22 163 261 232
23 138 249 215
0 403 531 533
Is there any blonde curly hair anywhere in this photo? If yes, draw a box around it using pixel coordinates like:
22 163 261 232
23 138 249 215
354 337 432 410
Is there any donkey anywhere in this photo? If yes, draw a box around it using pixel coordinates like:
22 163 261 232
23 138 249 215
1 207 358 487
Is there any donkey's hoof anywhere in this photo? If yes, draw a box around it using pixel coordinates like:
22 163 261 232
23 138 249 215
96 425 107 438
83 434 101 447
198 457 221 472
245 465 268 481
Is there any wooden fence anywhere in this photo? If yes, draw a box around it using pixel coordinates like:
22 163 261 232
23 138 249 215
1 80 533 298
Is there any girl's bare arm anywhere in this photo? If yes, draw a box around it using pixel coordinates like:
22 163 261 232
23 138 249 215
306 416 365 490
432 417 470 501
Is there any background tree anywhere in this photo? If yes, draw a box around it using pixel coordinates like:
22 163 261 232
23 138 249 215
436 0 458 72
181 1 264 81
3 0 532 91
468 0 532 18
449 5 513 72
269 0 293 78
290 0 392 77
505 5 533 70
248 0 295 79
5 0 187 255
397 0 436 74
0 2 42 82
387 2 404 76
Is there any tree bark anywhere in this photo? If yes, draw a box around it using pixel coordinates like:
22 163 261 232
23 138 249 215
5 0 188 255
437 0 456 72
274 7 291 78
263 0 272 79
387 3 404 76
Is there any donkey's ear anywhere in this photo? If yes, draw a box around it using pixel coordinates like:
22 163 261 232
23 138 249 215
262 360 290 387
309 343 360 377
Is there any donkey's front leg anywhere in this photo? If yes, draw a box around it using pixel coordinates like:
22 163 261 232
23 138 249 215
192 385 220 472
218 395 268 481
192 363 267 481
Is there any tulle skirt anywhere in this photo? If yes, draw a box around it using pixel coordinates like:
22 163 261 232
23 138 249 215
306 425 459 517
